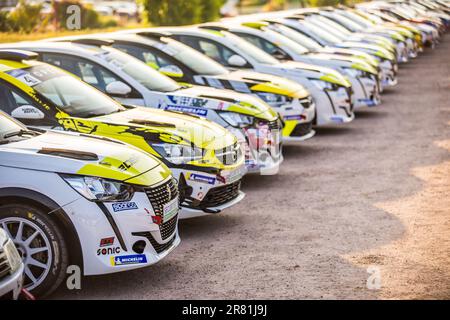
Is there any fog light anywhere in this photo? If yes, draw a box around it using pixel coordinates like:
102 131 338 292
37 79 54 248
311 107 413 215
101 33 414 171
132 240 146 254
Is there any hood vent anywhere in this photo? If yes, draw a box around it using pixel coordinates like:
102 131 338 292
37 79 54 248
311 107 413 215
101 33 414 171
38 148 99 161
241 77 267 84
198 95 236 103
129 119 176 128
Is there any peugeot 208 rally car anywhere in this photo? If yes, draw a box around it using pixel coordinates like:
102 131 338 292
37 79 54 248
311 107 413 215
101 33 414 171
109 31 316 142
214 21 381 109
7 40 282 175
0 110 180 297
0 227 24 300
163 26 355 126
0 50 246 219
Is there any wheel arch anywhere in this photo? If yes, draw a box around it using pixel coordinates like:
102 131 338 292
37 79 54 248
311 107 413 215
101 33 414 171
0 187 84 272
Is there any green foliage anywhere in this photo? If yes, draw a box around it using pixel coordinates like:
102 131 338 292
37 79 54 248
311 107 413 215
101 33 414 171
141 0 224 26
5 0 42 33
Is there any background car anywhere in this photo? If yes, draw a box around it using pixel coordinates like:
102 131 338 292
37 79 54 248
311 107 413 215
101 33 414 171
0 227 24 300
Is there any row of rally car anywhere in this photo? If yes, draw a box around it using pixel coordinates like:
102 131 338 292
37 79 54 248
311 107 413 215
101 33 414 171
0 0 448 299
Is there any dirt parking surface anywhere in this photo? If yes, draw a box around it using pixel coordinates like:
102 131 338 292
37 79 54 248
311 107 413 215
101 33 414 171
53 35 450 300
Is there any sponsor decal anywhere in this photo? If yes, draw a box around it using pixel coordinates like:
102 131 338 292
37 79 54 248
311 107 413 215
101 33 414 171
111 202 138 212
167 95 208 108
97 247 121 256
163 198 179 222
118 156 139 171
188 173 216 185
110 254 147 266
283 115 304 121
164 105 208 116
99 237 115 247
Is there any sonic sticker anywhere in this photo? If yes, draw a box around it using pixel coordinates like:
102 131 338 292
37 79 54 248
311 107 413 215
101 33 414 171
110 254 147 266
112 202 138 212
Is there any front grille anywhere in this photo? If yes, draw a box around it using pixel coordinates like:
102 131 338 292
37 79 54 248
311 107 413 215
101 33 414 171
0 251 11 280
291 122 313 137
160 214 178 240
133 232 176 254
144 178 179 217
265 118 282 131
199 180 241 208
215 142 241 166
144 178 179 240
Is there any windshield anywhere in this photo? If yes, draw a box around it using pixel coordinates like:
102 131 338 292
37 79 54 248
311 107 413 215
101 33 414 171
271 23 323 51
0 112 24 139
261 27 309 54
161 37 229 75
313 16 352 36
6 65 123 118
302 20 342 44
343 11 375 28
331 13 366 32
223 31 280 65
98 47 181 92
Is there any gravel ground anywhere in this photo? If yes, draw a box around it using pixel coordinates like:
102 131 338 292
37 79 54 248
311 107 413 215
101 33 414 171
53 35 450 300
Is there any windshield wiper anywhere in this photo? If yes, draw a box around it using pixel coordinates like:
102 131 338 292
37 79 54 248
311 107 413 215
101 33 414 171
3 129 40 139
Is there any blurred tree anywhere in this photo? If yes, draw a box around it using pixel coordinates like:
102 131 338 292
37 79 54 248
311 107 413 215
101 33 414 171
7 0 42 32
141 0 224 26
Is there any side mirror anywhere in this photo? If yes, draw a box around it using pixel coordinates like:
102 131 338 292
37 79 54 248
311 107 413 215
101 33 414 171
159 65 184 78
105 81 132 97
227 54 248 67
11 105 45 120
273 49 288 60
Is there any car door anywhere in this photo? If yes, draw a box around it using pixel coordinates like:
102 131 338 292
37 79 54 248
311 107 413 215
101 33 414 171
40 52 146 106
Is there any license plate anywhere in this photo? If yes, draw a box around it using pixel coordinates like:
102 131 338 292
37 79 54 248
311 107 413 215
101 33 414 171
163 198 179 222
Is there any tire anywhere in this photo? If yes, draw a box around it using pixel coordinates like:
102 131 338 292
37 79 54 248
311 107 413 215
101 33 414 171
0 204 69 298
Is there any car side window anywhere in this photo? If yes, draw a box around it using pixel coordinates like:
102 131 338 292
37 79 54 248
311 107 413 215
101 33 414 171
235 33 285 57
174 35 236 66
112 43 171 70
0 81 54 126
41 53 142 99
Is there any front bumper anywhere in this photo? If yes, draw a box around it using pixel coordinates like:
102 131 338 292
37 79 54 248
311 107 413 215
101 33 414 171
380 59 398 88
0 263 24 300
229 121 283 175
176 165 247 218
353 74 382 108
279 97 316 142
180 191 246 219
62 178 181 276
312 85 354 125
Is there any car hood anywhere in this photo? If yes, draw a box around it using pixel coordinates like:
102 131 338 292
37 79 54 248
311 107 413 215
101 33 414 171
338 42 395 60
277 61 352 87
201 69 310 99
175 85 278 121
0 130 171 186
89 107 237 150
306 52 378 74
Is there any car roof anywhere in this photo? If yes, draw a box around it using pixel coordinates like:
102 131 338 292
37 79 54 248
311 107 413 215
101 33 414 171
0 41 107 57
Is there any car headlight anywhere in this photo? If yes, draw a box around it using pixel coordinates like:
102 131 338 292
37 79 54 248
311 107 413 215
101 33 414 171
61 174 135 202
4 239 22 273
256 92 290 107
342 67 364 78
152 143 203 165
217 111 254 128
310 79 334 90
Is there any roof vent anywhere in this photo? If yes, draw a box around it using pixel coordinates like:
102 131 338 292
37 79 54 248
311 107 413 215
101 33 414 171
0 50 38 61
